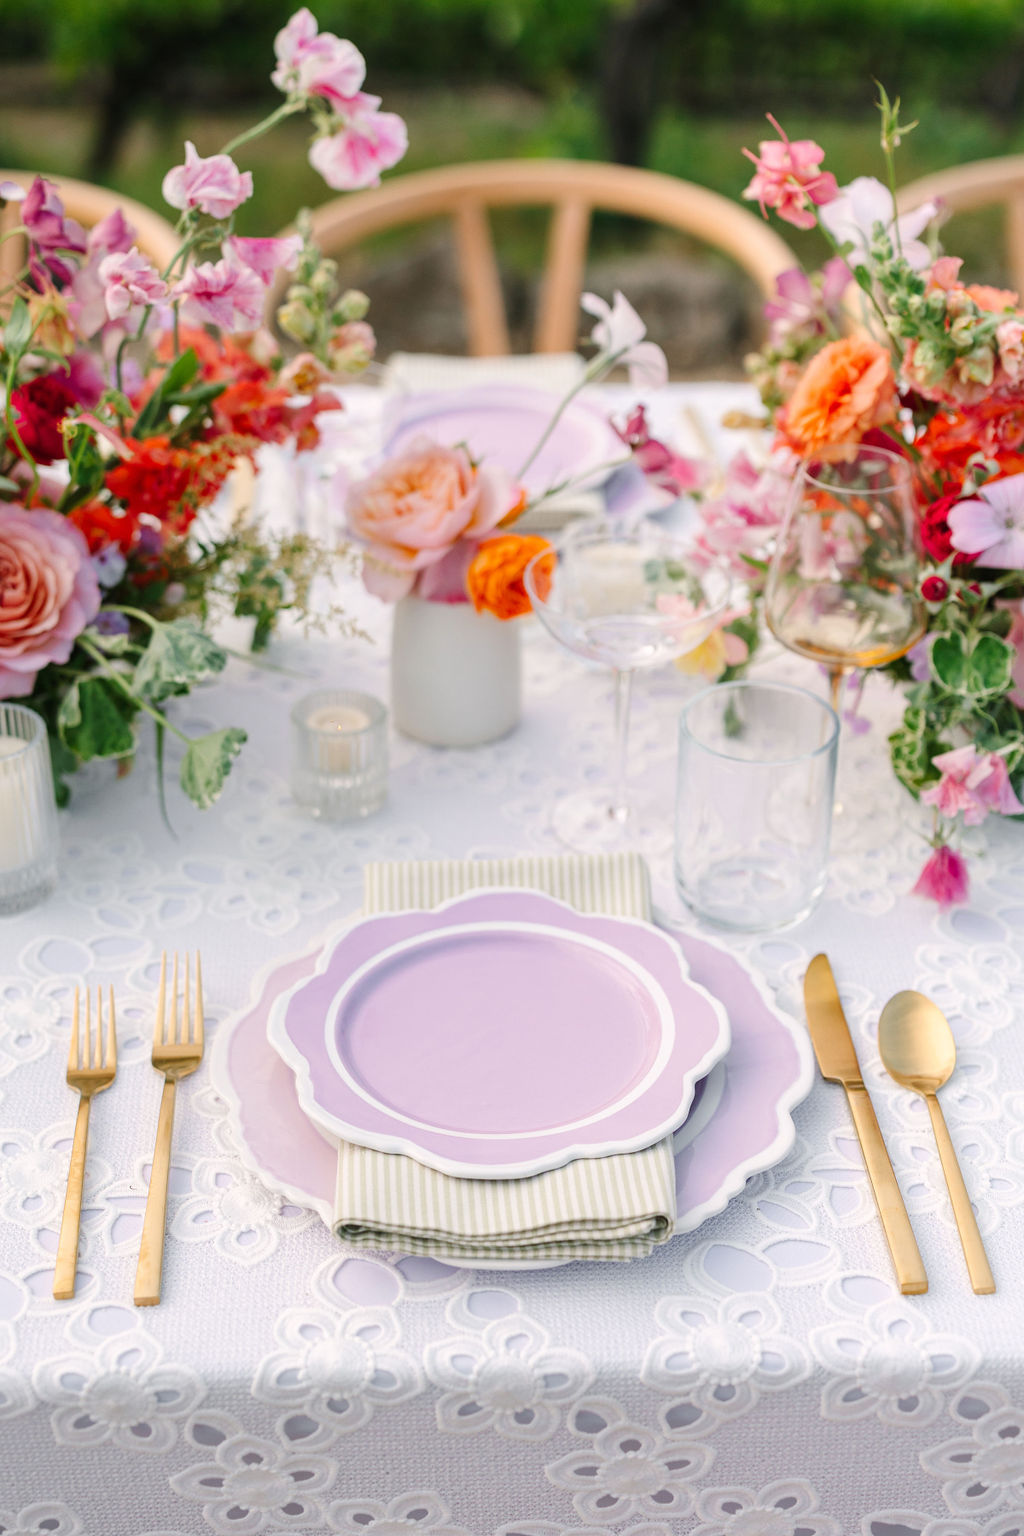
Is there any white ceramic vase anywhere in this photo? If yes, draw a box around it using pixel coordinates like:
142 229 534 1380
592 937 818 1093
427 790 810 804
390 595 521 747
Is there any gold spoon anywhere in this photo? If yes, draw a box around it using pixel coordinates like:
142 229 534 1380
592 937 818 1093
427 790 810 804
878 990 995 1295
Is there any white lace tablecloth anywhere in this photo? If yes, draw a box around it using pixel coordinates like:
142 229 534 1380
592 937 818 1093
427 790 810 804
2 384 1024 1536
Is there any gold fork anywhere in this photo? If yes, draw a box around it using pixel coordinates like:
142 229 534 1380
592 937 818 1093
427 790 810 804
134 952 204 1307
54 986 117 1300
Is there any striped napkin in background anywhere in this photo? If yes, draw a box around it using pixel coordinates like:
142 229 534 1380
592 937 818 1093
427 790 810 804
331 852 677 1263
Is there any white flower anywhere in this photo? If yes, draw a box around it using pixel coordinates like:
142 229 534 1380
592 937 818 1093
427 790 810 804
642 1294 809 1420
812 1298 978 1427
326 1491 471 1536
0 1504 83 1536
581 290 668 387
819 176 937 270
33 1311 205 1453
694 1479 841 1536
426 1312 593 1442
252 1306 422 1441
921 1385 1024 1515
172 1411 335 1534
546 1400 714 1523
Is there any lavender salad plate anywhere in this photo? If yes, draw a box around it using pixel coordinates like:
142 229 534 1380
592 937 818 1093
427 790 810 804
212 911 813 1266
265 890 731 1178
380 383 625 498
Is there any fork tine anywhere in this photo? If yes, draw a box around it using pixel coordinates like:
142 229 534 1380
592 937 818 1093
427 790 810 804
182 953 190 1045
84 988 91 1074
68 988 79 1074
171 952 180 1046
94 988 103 1070
155 952 167 1048
194 952 204 1049
107 985 116 1069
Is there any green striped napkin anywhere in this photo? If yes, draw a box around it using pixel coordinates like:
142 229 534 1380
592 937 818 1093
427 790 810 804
331 852 677 1263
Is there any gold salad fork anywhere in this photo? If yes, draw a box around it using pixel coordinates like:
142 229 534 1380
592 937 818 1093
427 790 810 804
54 987 117 1301
134 952 204 1307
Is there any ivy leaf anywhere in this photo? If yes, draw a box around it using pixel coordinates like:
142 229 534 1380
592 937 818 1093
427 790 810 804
179 727 247 810
3 295 31 355
931 633 966 692
57 677 137 760
133 619 228 703
969 633 1015 695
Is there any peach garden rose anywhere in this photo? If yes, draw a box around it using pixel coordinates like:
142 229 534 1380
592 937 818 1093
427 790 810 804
0 508 101 698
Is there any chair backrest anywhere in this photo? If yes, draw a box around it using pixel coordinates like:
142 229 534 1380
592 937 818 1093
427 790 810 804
279 158 796 355
897 155 1024 296
0 170 180 285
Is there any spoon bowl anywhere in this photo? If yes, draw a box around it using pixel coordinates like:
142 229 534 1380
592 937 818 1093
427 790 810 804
878 990 956 1094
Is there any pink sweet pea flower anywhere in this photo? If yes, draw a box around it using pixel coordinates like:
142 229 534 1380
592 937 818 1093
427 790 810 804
0 180 25 203
613 404 704 495
920 744 992 825
819 177 937 271
580 291 668 388
162 142 253 221
98 247 168 324
173 257 266 332
70 207 140 338
948 474 1024 568
308 100 408 191
226 235 302 285
272 8 366 106
912 844 969 907
741 114 838 231
975 753 1024 817
21 177 87 285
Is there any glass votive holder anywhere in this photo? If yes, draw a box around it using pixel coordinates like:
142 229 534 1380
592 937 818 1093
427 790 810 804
291 689 388 821
0 702 59 916
674 680 839 932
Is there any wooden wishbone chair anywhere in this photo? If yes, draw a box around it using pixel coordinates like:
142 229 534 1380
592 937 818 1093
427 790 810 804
897 154 1024 295
0 169 180 286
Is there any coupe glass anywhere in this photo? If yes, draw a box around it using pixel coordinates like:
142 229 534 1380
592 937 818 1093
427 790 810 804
525 522 733 851
764 443 926 715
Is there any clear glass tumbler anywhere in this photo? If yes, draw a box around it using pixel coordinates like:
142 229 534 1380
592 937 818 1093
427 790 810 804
674 680 839 931
0 702 59 916
291 689 389 821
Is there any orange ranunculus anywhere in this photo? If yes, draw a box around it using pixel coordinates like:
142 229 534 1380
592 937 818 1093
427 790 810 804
466 535 552 621
781 335 898 457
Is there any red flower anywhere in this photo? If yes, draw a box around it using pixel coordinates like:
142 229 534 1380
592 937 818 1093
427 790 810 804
8 373 77 464
920 574 949 602
105 435 237 535
920 491 975 566
68 499 140 553
212 378 291 444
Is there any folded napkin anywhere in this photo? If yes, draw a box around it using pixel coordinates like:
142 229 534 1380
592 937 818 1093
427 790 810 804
332 851 677 1263
381 350 586 396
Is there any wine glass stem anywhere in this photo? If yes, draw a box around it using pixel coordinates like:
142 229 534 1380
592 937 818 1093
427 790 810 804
828 665 846 716
610 667 634 825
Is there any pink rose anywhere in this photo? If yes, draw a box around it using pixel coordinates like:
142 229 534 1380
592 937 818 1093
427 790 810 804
272 7 366 106
345 438 517 601
99 247 168 323
0 508 101 698
226 235 302 285
308 102 408 190
162 141 253 220
997 318 1024 385
173 257 266 332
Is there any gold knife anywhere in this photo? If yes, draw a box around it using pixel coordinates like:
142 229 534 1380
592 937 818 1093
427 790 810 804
804 954 927 1296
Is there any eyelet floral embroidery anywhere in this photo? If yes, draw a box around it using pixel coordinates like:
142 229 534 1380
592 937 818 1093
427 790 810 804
921 1385 1024 1515
498 1525 671 1536
812 1297 979 1427
325 1491 471 1536
425 1309 593 1441
0 1505 83 1536
692 1479 841 1536
642 1294 809 1421
251 1305 421 1442
170 1146 315 1264
0 984 65 1077
860 1511 1024 1536
546 1398 714 1523
890 1124 1024 1237
0 1122 111 1232
32 1306 205 1453
171 1409 336 1533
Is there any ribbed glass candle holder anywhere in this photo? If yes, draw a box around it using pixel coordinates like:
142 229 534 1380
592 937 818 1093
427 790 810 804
0 703 59 916
291 689 388 821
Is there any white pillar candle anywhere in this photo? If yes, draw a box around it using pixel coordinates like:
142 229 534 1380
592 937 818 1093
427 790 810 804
0 734 46 874
306 703 372 775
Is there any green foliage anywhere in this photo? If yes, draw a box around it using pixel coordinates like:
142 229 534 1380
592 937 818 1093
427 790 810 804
57 676 138 761
132 618 229 703
931 632 1015 700
179 726 247 810
888 705 949 797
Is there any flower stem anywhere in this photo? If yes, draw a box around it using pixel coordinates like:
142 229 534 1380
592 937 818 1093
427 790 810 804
77 635 191 742
220 99 305 158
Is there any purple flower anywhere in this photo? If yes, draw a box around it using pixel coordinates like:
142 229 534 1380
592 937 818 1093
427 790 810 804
21 177 87 286
948 474 1024 567
92 609 130 637
763 257 850 346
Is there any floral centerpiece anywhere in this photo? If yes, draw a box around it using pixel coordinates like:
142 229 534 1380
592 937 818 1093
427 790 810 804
0 8 406 810
695 90 1024 903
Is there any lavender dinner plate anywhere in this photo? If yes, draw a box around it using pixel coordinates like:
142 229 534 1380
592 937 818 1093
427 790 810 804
212 917 813 1265
381 383 626 496
266 890 731 1178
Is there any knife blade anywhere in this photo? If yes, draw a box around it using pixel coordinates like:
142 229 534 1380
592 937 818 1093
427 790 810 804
804 954 927 1296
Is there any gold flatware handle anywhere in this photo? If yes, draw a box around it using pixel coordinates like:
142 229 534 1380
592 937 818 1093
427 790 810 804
845 1084 928 1295
926 1093 995 1294
134 1077 177 1307
54 1095 91 1300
